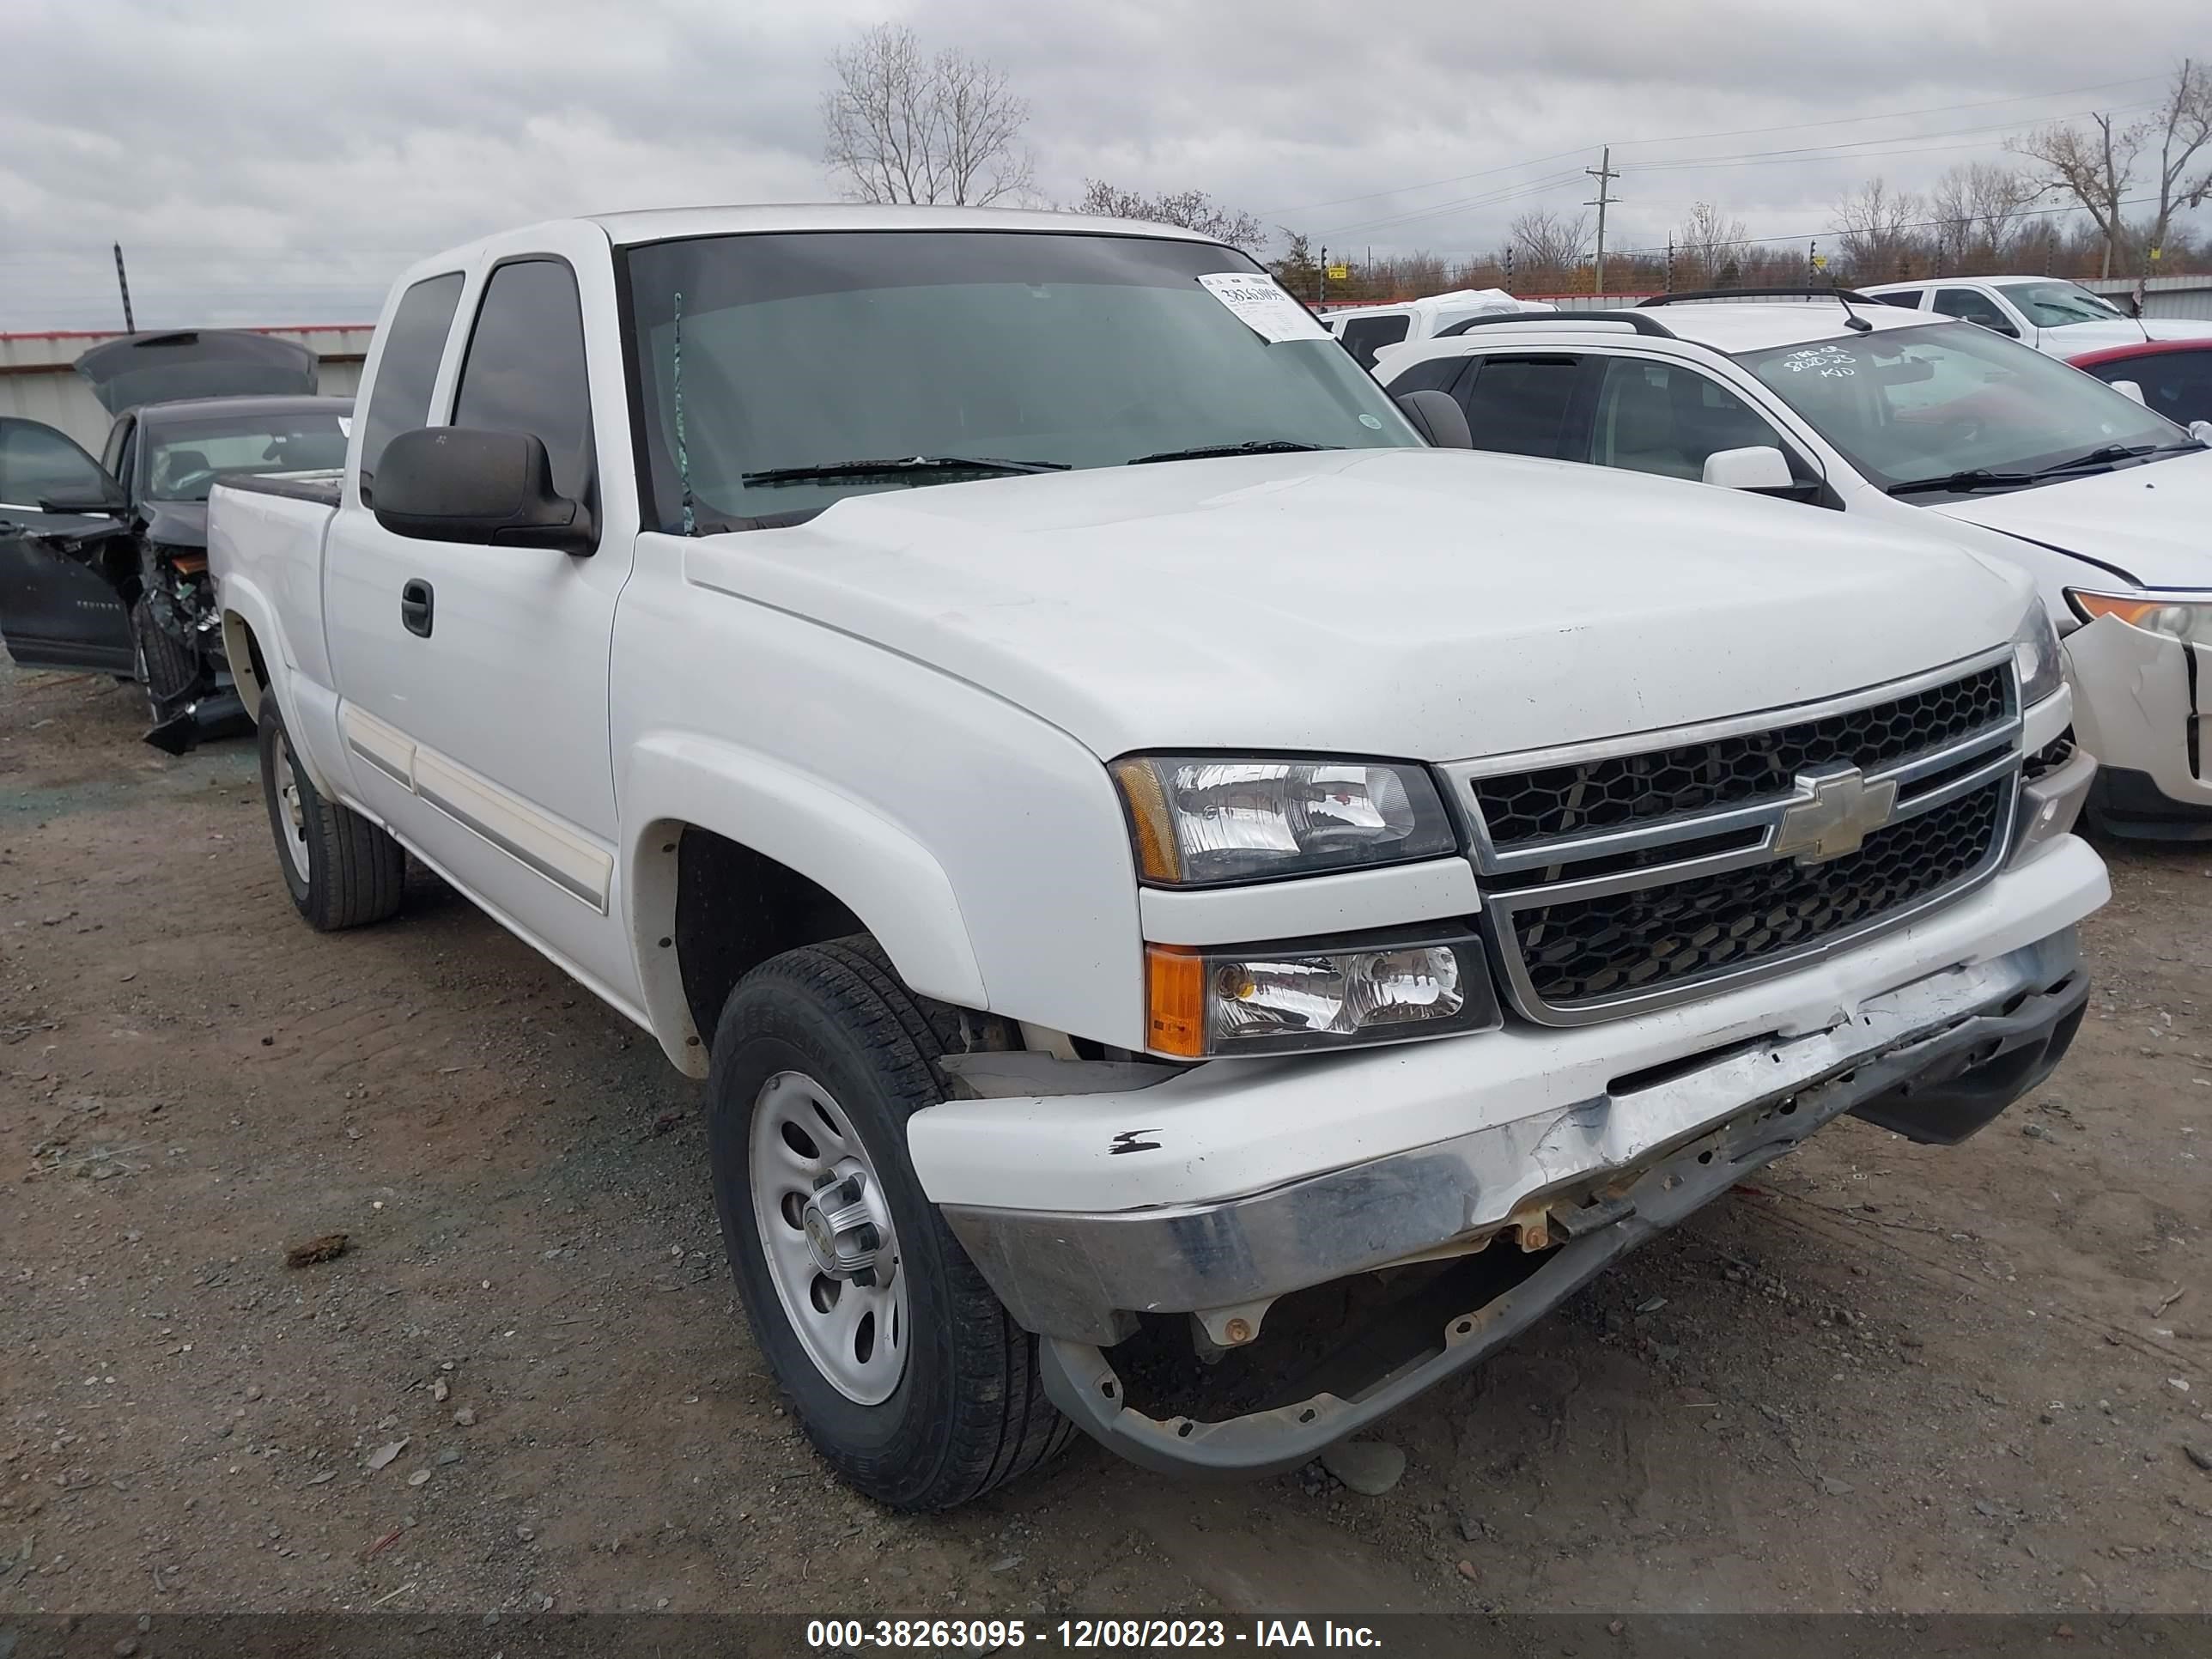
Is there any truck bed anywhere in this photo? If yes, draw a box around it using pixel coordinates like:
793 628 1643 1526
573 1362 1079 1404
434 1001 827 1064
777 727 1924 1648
218 470 343 509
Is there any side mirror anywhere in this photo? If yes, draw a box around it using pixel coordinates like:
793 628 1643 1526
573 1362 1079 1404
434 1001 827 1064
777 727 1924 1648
2191 420 2212 445
372 428 594 555
37 478 127 514
1702 446 1796 492
2109 379 2146 406
1993 321 2021 338
1395 389 1474 450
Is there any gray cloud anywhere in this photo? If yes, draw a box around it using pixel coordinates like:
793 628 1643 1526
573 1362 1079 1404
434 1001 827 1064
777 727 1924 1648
2 0 2202 327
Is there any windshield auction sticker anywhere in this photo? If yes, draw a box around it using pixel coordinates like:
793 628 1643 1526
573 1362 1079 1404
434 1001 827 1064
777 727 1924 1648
1197 272 1331 343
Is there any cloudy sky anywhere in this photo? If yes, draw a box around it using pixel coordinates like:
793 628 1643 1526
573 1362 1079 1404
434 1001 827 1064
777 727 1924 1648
3 0 2203 330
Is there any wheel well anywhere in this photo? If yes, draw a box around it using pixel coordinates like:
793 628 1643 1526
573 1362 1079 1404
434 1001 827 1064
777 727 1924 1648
673 826 865 1039
221 611 270 720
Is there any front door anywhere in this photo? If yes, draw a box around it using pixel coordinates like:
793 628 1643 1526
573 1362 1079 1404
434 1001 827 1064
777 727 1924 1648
323 230 638 1000
0 417 134 676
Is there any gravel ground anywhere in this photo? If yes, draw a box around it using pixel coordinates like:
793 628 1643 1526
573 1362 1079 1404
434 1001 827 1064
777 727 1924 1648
2 658 2208 1618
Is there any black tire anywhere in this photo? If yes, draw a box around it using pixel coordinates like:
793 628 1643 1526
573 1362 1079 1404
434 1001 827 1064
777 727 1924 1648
130 596 200 720
256 699 407 932
708 937 1076 1510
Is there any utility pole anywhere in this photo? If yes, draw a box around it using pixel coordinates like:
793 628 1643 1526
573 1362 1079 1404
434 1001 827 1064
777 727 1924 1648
1584 147 1620 297
112 243 136 333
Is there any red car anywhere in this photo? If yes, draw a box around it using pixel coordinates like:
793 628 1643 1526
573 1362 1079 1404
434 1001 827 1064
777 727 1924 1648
2067 337 2212 429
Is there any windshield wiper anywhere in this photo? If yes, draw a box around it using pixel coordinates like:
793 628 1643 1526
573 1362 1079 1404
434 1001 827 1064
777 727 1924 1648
740 455 1071 486
1127 440 1340 465
1885 468 2039 497
2030 440 2204 477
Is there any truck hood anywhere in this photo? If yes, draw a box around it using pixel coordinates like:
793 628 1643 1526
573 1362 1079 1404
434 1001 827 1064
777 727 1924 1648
683 448 2033 760
1929 447 2212 589
2038 318 2212 353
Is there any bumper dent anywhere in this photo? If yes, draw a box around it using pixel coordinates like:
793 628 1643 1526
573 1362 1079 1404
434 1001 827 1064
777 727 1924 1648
1036 939 2087 1477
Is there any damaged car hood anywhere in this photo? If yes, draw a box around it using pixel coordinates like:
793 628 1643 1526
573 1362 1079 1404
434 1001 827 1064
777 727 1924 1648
679 447 2037 761
1930 448 2212 588
75 331 318 416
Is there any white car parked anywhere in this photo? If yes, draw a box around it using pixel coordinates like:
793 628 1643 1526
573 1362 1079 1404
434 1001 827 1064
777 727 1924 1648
1858 275 2212 357
1376 290 2212 838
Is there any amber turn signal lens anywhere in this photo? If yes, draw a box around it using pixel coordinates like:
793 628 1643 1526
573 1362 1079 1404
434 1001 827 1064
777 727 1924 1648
1111 758 1182 882
2069 592 2164 628
1145 945 1206 1058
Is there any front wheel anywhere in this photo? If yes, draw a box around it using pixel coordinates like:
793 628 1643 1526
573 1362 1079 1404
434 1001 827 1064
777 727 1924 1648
708 938 1074 1510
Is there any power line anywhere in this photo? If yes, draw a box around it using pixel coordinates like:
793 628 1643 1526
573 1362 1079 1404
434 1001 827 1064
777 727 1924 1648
1261 71 2167 216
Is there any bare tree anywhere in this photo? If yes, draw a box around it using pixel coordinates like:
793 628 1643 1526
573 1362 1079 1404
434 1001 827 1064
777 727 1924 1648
1674 201 1747 289
2139 58 2212 264
1830 177 1923 278
1928 161 2039 270
1073 182 1266 253
822 24 1033 206
1509 208 1592 287
2010 111 2137 276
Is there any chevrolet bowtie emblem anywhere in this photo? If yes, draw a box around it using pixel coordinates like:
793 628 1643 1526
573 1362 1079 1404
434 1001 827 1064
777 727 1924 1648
1772 764 1899 864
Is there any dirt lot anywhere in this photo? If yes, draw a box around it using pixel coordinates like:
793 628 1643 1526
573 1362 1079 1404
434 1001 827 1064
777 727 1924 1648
3 657 2209 1620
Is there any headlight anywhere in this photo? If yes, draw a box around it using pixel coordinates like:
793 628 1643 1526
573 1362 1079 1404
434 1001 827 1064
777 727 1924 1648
1111 756 1456 885
2068 589 2212 651
1145 931 1498 1057
2012 599 2064 706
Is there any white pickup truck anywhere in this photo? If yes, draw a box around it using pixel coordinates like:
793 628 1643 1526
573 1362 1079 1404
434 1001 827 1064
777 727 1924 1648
208 204 2107 1511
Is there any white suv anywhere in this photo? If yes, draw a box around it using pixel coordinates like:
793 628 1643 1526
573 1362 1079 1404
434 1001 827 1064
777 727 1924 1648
1376 289 2212 839
1858 275 2212 357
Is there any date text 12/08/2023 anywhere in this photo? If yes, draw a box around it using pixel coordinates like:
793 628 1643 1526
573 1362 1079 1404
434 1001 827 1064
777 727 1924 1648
804 1618 1385 1650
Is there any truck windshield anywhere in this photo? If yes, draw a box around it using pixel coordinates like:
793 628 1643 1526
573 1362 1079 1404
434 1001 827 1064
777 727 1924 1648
621 231 1419 529
1992 280 2124 328
147 413 351 501
1733 321 2183 499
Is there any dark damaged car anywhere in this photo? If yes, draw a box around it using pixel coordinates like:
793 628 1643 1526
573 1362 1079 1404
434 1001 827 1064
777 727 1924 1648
0 330 349 750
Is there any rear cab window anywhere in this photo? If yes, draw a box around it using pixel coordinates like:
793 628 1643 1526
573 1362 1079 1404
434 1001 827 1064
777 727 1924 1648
357 272 466 501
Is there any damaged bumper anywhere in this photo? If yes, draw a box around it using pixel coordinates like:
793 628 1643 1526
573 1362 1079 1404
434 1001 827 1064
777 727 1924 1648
2065 615 2212 837
1018 929 2086 1476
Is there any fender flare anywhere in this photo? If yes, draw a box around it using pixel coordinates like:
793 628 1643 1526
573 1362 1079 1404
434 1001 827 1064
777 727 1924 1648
623 732 987 1076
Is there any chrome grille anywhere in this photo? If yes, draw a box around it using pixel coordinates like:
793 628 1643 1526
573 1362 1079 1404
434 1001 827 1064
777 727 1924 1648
1445 653 2023 1025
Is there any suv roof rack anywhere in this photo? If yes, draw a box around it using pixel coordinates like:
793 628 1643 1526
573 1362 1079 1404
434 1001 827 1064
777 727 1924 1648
1639 287 1875 307
1435 309 1677 339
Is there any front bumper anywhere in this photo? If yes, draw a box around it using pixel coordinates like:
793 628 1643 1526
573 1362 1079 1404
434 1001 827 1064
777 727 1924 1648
1029 932 2086 1476
2065 616 2212 836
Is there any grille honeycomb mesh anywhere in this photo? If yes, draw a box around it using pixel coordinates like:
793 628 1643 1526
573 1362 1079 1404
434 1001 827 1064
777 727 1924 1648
1508 780 2007 1010
1475 666 2008 848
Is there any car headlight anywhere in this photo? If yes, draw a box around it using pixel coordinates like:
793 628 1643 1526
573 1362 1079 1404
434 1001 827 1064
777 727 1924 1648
2012 599 2065 706
1111 756 1457 885
1145 931 1499 1057
2068 589 2212 652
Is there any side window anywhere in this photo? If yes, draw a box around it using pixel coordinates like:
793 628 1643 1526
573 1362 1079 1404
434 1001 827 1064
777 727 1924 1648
359 272 465 497
1587 358 1814 485
453 258 594 502
1455 355 1585 459
1875 291 1925 311
1338 313 1412 372
1932 289 2014 334
1387 355 1471 397
2109 355 2212 426
100 416 133 480
0 418 112 508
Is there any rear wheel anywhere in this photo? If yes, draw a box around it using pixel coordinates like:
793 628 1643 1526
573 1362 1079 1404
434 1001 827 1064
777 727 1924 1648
256 700 406 931
707 938 1075 1510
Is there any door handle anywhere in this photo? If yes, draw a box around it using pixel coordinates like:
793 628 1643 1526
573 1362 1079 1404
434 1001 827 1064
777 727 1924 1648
400 579 434 638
